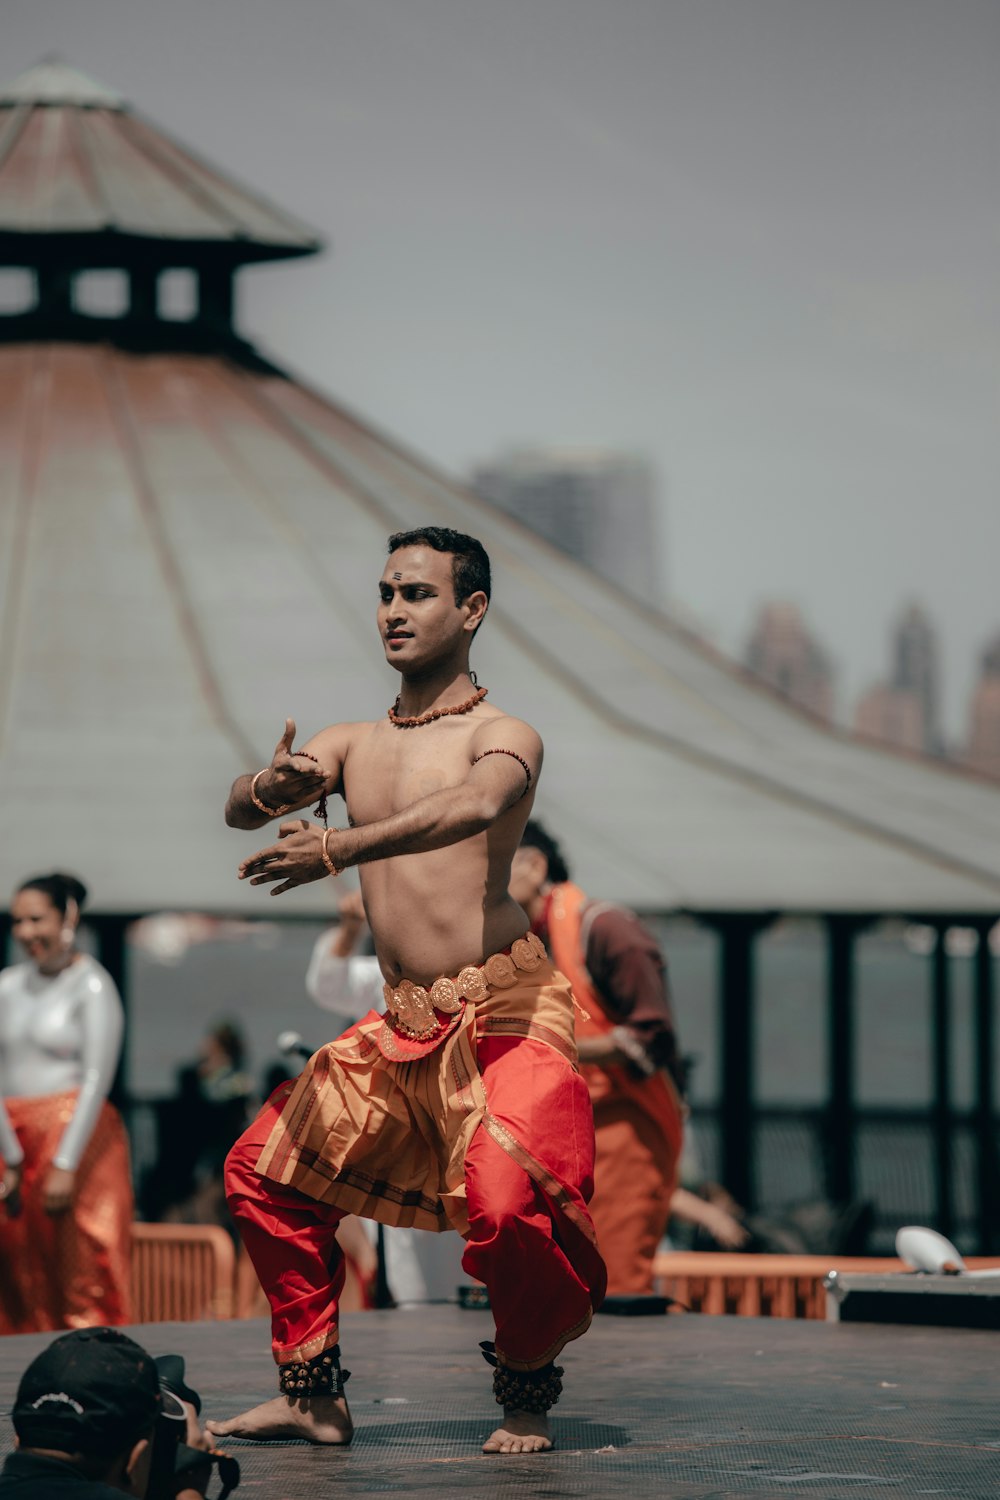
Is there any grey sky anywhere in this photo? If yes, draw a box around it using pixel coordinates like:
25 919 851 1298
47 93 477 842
6 0 999 738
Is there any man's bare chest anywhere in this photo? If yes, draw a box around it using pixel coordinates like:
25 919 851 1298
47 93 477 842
343 728 475 824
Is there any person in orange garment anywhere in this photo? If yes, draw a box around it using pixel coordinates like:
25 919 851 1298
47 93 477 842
510 821 686 1296
0 873 132 1336
209 528 605 1459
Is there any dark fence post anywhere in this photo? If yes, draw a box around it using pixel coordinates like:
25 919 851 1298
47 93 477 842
930 921 954 1243
827 912 881 1206
700 913 775 1213
90 914 134 1110
973 918 999 1253
825 915 868 1206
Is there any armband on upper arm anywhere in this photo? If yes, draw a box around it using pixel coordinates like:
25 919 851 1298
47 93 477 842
471 748 533 797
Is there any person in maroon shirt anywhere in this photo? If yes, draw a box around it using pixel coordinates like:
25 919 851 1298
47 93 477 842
510 821 686 1295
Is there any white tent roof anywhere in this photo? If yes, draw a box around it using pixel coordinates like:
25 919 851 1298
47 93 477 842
2 342 999 916
0 62 318 255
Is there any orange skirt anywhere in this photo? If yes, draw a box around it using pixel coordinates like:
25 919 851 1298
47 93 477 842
0 1092 133 1335
256 960 582 1238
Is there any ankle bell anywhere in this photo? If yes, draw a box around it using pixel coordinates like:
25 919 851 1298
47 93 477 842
278 1344 351 1398
480 1340 563 1413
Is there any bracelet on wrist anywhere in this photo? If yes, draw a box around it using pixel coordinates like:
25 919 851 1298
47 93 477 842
321 827 343 879
250 768 293 818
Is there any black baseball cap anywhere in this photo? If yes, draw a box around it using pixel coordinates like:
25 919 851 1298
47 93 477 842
12 1327 183 1455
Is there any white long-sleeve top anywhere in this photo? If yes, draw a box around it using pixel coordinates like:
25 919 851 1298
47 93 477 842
305 934 384 1022
0 955 124 1171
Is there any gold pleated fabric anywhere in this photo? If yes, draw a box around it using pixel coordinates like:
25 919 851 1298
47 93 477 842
0 1092 133 1335
255 961 578 1238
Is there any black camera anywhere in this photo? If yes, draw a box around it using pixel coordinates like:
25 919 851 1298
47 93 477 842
147 1356 240 1500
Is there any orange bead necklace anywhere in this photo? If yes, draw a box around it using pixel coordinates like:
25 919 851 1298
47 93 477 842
388 685 488 728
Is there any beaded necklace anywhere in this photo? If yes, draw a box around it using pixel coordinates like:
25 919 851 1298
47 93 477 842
388 685 488 728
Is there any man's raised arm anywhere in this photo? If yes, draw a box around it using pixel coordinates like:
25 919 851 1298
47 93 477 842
225 719 344 830
238 720 542 894
332 723 541 868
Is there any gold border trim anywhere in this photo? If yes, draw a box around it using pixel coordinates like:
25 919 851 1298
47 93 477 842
274 1323 341 1366
495 1308 593 1371
481 1111 599 1250
288 1149 447 1220
477 1016 578 1067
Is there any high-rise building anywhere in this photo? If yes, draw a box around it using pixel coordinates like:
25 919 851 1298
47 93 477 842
965 634 1000 779
854 605 940 756
471 448 662 601
891 606 940 753
855 685 925 753
743 603 835 722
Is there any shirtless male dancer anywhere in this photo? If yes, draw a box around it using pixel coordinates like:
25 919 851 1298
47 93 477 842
210 527 606 1456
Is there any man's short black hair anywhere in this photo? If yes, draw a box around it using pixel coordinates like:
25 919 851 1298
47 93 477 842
520 820 571 885
387 527 491 609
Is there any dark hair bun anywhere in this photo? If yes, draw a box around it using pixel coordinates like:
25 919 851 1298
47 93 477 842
17 872 88 915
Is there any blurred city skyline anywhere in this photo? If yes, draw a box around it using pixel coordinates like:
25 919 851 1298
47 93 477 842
4 0 998 738
740 595 1000 773
468 446 1000 766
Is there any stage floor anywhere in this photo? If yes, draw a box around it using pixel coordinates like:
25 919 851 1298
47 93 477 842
1 1306 998 1499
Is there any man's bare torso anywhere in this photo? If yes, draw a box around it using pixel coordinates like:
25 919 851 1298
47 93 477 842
321 705 535 985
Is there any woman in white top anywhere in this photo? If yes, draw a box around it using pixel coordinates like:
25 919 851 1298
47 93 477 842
0 873 133 1333
305 891 383 1025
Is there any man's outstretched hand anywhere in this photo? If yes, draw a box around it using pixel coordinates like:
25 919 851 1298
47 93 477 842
239 819 336 896
256 718 328 812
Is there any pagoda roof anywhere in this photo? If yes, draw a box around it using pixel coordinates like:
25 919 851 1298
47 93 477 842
2 340 1000 917
0 61 319 262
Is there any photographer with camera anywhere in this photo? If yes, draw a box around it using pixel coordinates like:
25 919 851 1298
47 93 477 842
1 1327 238 1499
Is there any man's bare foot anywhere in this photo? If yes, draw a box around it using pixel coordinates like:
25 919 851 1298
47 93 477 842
482 1408 552 1454
206 1393 352 1445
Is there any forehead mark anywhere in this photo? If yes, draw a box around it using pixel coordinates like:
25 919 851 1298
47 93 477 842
379 563 440 589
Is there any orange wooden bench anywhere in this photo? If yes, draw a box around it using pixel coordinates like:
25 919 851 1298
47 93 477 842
652 1252 1000 1319
130 1222 373 1325
131 1223 236 1323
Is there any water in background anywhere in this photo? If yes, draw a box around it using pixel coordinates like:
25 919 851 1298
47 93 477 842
121 913 997 1108
645 914 997 1113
